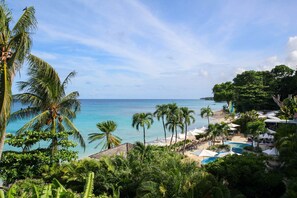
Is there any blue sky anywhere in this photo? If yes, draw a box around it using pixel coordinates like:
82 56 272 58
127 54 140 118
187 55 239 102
7 0 297 99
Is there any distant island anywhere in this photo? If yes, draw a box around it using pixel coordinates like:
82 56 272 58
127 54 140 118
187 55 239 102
200 97 214 100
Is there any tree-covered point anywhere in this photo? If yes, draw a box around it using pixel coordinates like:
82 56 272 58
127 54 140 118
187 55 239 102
212 65 297 112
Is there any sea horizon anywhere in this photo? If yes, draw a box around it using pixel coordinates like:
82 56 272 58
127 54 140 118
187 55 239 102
6 99 225 158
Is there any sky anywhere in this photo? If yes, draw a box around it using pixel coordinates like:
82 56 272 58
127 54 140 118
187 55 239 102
6 0 297 99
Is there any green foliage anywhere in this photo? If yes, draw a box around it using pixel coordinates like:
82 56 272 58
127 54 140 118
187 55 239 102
208 144 231 152
132 112 154 145
235 110 259 133
212 81 234 104
0 131 78 185
88 120 122 150
212 65 297 112
0 172 95 198
278 97 297 120
200 106 214 126
246 120 266 147
205 154 286 198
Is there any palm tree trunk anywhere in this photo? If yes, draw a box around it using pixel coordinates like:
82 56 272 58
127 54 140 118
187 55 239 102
51 118 58 159
170 130 174 146
0 61 11 160
162 117 167 143
207 116 210 126
175 128 178 143
143 127 146 145
182 124 188 155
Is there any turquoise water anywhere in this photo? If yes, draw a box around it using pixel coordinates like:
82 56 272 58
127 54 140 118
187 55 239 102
201 142 251 165
226 142 251 154
201 157 218 165
6 99 224 157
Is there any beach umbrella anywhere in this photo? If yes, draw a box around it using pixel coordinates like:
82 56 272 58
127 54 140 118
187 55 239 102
228 123 240 128
229 127 237 131
263 133 269 139
263 147 279 156
192 149 217 157
267 128 276 134
258 134 264 139
216 151 236 157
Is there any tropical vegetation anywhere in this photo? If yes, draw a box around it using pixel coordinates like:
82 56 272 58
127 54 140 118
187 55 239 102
0 2 37 160
200 106 213 126
132 112 153 145
88 120 122 150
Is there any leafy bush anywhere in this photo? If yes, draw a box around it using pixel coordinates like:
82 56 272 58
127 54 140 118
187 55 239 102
205 153 285 198
208 144 231 152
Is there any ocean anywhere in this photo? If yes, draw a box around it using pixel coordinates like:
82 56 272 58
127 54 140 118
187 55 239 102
6 99 225 158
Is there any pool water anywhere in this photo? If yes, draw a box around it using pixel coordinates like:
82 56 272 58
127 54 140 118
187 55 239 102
201 142 251 165
201 157 218 165
225 142 251 154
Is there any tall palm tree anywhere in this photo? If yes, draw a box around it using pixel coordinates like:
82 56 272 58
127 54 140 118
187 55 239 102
153 104 168 143
207 124 220 145
200 106 214 126
180 107 195 154
88 120 122 150
0 4 36 159
9 55 85 156
132 112 154 145
166 103 181 144
217 122 230 145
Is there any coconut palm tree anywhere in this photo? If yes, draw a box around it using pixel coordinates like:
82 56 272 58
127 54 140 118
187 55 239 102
200 106 214 126
207 124 220 145
180 107 195 154
88 120 121 150
166 103 181 144
153 104 168 143
0 4 36 159
217 122 230 145
9 55 85 156
132 112 154 145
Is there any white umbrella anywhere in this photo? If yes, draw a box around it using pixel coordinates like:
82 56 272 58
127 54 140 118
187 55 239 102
228 123 240 128
192 149 217 157
263 147 279 156
263 133 269 139
229 127 237 131
216 151 236 157
190 128 206 135
267 129 276 134
258 134 264 139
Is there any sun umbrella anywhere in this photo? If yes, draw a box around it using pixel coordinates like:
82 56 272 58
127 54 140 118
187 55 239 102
263 147 279 156
192 149 218 157
216 151 236 157
267 128 276 134
228 123 240 128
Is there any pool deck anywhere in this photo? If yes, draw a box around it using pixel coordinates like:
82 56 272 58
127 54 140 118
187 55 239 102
184 134 248 166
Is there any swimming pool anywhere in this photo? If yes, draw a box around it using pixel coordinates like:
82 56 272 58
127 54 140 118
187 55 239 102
201 142 251 165
201 157 218 165
225 142 251 154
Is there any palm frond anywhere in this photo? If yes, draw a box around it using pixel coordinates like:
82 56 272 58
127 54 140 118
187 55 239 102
12 6 37 34
62 71 76 91
9 106 39 122
63 116 86 149
17 110 49 134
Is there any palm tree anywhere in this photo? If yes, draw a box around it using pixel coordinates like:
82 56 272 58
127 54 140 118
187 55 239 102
153 104 168 143
180 107 195 154
200 106 214 126
166 103 181 144
9 55 85 156
88 120 122 150
217 122 230 145
207 124 220 145
0 4 36 159
132 112 154 145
